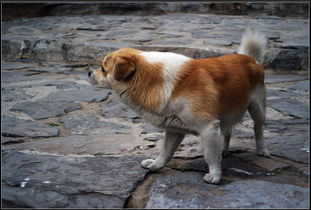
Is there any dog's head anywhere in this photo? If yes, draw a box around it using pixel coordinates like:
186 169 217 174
88 48 140 92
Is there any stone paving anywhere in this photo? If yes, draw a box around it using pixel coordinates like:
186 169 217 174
1 13 309 208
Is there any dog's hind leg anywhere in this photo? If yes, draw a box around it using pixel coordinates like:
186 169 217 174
220 123 233 157
141 130 185 171
248 86 270 157
201 121 224 184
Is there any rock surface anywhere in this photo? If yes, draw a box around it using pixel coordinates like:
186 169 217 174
1 10 309 208
2 149 148 208
146 172 309 208
2 115 59 138
2 13 308 70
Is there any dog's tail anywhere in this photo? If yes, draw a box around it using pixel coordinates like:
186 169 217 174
238 27 267 63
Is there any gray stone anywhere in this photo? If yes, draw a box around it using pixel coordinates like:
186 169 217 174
8 87 110 120
265 48 308 70
146 172 309 208
2 115 59 138
27 66 73 74
1 71 40 82
265 118 308 134
39 80 83 89
10 100 81 120
44 87 111 103
2 87 33 102
2 71 63 83
1 134 145 157
267 98 308 119
265 74 308 84
266 133 308 163
2 149 148 208
275 37 308 48
180 156 267 177
233 129 254 139
101 98 141 122
105 29 138 38
287 80 309 92
2 14 309 71
265 120 288 133
60 113 102 135
60 113 131 135
1 61 30 70
140 123 164 134
267 88 304 98
147 39 195 46
144 135 164 142
1 137 25 145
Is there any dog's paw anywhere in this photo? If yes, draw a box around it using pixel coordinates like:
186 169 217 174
141 159 155 168
141 159 163 171
203 173 221 184
257 148 271 158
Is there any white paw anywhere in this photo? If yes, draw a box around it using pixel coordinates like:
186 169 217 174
257 148 271 158
141 159 163 171
203 173 221 184
141 159 155 168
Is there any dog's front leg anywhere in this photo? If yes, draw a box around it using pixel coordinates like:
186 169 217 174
201 121 224 184
141 131 185 171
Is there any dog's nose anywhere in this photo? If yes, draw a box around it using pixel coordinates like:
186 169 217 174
88 71 92 77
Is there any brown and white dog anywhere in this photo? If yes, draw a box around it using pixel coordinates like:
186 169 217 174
88 28 270 184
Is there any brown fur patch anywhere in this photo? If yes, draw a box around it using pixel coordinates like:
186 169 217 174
128 55 165 112
102 48 165 112
172 54 265 121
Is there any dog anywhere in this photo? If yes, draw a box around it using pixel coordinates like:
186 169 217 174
88 28 270 184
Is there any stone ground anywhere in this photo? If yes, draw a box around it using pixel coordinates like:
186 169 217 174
1 13 309 208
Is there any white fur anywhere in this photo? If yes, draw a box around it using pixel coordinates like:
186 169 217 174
238 28 267 63
140 51 192 111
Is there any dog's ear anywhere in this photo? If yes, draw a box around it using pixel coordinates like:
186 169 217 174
113 56 135 81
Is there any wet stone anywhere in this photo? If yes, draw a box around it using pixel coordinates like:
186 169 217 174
146 172 309 208
2 149 148 208
267 98 308 119
1 115 59 138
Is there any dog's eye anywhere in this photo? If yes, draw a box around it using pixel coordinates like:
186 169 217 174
101 66 108 74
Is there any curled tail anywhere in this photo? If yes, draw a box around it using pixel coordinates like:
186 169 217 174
238 28 267 63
